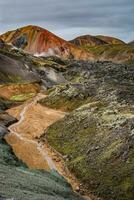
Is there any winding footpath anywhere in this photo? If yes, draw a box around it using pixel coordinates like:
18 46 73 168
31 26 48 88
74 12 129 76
5 93 65 170
7 94 57 170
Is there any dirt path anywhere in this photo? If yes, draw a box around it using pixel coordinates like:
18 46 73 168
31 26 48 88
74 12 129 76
6 94 59 170
5 93 83 193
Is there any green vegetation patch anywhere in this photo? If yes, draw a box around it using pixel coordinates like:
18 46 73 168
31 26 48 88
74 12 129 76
10 92 36 101
7 75 23 83
39 83 98 112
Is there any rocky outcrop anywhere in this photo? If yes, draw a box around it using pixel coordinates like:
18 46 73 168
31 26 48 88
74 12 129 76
0 97 17 139
0 125 8 139
0 47 68 88
0 52 40 84
0 111 17 127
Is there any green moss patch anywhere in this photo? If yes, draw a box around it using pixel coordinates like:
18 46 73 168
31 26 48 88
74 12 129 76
10 92 35 101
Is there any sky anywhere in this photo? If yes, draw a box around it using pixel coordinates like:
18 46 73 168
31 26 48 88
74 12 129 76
0 0 134 42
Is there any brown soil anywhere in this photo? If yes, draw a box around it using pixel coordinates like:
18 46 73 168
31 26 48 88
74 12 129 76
0 83 40 99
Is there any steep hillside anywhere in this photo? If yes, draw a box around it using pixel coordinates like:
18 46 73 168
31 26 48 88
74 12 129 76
0 45 68 88
0 54 40 84
40 60 134 200
0 25 94 60
70 35 107 47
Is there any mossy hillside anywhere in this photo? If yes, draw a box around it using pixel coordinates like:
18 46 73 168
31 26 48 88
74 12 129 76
39 84 94 111
42 61 134 200
40 61 134 111
46 103 134 200
30 56 67 71
82 44 134 63
0 47 67 72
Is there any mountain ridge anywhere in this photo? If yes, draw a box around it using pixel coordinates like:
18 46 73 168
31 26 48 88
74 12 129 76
0 25 94 60
70 34 125 47
70 35 107 47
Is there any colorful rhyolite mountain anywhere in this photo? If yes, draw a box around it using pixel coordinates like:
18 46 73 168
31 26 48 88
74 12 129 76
70 35 125 47
0 25 94 60
70 35 107 47
70 34 134 63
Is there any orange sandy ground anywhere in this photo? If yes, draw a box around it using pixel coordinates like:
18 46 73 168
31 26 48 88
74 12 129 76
5 94 83 193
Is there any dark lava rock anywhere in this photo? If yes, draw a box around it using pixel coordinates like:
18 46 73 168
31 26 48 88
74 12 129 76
13 35 28 49
0 53 40 84
0 97 17 139
0 112 17 127
0 125 8 139
0 111 17 139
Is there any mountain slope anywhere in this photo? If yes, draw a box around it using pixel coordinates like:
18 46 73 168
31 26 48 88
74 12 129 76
96 35 125 44
0 44 68 89
69 35 133 63
70 35 107 47
0 52 39 84
40 60 134 200
0 25 94 60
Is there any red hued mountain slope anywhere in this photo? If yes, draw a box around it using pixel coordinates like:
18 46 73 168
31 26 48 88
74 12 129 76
0 25 94 60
